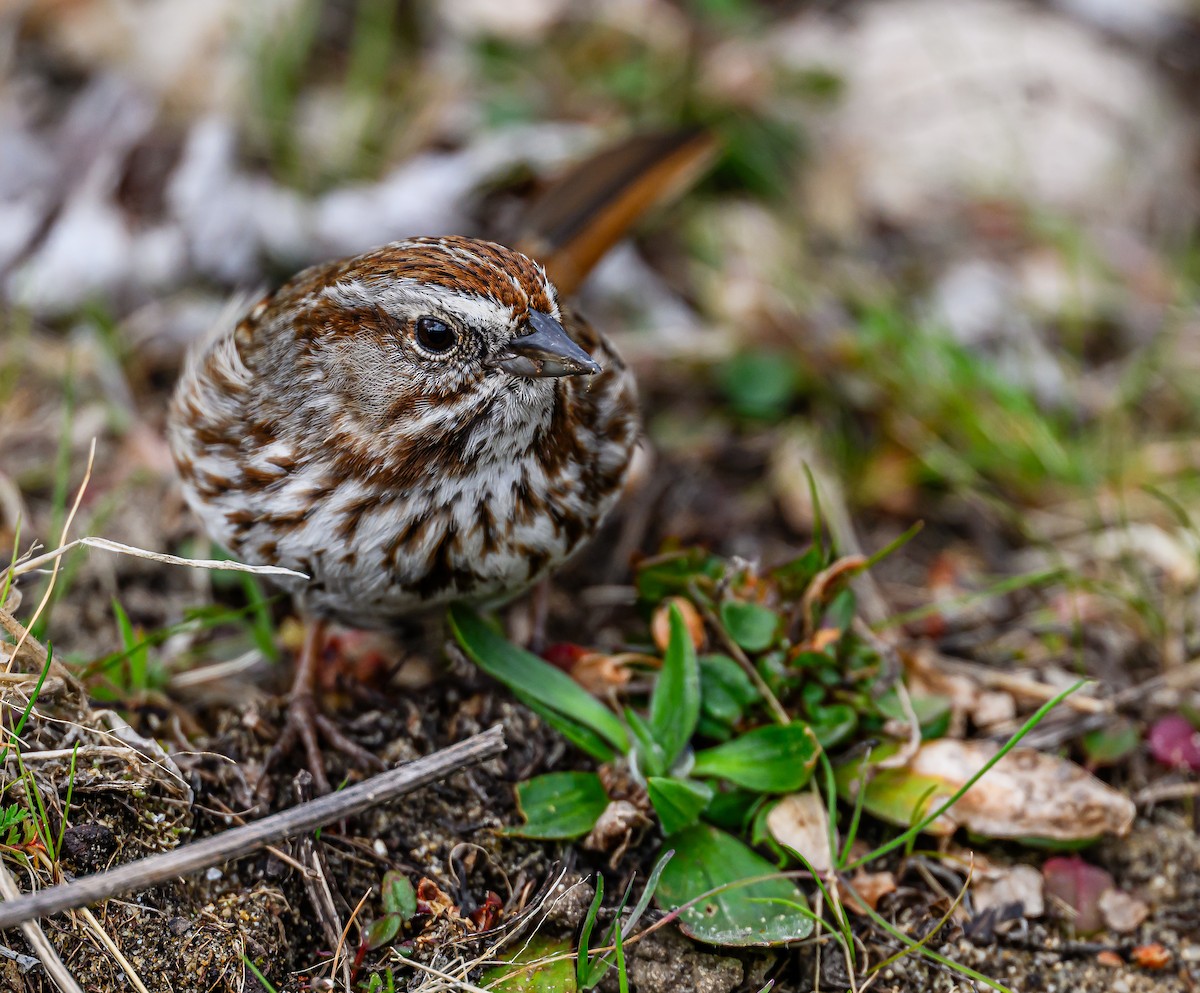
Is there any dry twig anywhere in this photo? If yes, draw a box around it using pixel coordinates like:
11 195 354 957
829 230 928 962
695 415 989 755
0 726 506 932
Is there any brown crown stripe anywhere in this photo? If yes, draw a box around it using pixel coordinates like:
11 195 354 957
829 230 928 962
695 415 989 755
284 237 555 319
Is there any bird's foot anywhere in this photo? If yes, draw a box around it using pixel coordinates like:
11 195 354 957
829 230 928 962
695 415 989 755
258 691 384 797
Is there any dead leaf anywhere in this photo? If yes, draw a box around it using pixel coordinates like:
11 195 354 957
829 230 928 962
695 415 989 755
416 878 457 919
765 793 833 874
905 740 1136 840
1130 944 1171 970
801 556 868 636
582 800 649 866
1043 856 1112 934
544 644 640 694
651 596 705 652
572 653 639 694
840 869 897 914
1099 888 1149 934
1147 714 1200 771
470 891 503 931
972 863 1044 918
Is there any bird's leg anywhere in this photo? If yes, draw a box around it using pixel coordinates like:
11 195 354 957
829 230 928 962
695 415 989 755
527 579 552 655
259 618 383 797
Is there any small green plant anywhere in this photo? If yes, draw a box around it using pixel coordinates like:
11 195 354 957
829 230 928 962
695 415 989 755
0 803 32 849
449 541 909 947
575 852 671 989
362 870 417 952
105 598 168 697
452 528 1081 977
0 643 54 768
81 572 286 699
452 545 882 946
362 970 396 993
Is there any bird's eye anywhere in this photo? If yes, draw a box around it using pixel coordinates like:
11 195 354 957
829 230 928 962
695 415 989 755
414 316 459 355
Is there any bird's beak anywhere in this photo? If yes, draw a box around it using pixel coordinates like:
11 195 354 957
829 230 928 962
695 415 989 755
491 310 602 378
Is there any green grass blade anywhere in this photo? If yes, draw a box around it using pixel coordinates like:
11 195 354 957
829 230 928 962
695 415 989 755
449 604 629 754
0 642 54 766
648 604 700 768
576 874 604 989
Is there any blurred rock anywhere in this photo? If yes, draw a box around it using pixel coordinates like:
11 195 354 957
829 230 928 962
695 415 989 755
1053 0 1192 44
778 0 1198 236
973 863 1045 918
433 0 569 41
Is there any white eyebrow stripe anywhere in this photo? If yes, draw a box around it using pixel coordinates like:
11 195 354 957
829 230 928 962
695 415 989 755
322 278 513 328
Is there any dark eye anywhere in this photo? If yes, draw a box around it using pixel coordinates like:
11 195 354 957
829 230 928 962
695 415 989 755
414 316 459 355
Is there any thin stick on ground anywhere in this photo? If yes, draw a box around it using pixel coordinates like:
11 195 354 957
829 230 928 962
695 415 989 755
0 725 506 932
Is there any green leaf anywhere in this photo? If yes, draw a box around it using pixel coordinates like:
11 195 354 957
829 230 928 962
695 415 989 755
771 545 829 598
626 708 667 779
807 703 857 749
239 572 281 662
577 875 604 989
820 587 857 635
1081 719 1139 768
511 772 609 839
718 601 780 652
635 549 724 602
646 777 713 835
875 690 952 739
833 743 956 837
655 824 813 945
481 935 577 992
365 912 402 950
699 654 760 729
112 598 149 691
450 605 628 754
514 690 617 763
381 870 416 919
692 724 821 792
702 788 760 832
718 350 800 420
648 604 700 768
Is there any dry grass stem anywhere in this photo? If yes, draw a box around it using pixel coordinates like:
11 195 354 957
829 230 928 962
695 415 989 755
77 906 152 993
0 861 84 993
7 438 95 677
11 535 308 580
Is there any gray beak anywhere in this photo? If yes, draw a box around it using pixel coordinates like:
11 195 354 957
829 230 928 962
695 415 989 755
491 310 602 378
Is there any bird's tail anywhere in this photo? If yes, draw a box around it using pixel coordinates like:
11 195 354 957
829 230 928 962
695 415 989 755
514 128 717 298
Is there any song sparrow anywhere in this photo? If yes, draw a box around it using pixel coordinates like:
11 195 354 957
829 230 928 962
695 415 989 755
168 236 639 789
168 129 714 793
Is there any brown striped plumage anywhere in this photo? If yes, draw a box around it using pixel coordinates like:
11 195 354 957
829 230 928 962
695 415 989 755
168 236 639 630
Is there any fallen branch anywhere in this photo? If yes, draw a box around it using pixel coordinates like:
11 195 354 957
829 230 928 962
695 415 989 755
0 725 506 932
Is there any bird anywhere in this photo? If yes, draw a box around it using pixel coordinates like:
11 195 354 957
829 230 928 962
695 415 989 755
167 130 715 794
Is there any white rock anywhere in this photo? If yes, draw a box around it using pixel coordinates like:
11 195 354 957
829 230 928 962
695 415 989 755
777 0 1197 233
